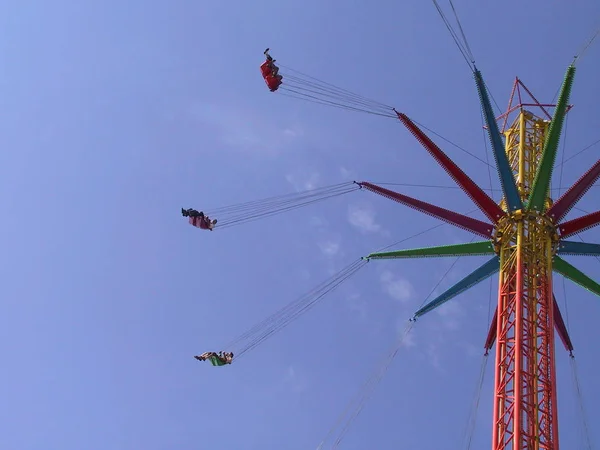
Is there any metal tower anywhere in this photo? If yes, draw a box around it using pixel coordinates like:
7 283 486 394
358 65 600 449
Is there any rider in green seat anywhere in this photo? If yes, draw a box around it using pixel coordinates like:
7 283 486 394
194 351 234 366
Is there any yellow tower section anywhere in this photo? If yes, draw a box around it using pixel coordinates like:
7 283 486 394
505 111 549 202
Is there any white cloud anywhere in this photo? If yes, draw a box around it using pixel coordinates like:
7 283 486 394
401 328 416 348
283 365 308 393
318 239 341 257
309 216 328 229
189 103 302 155
286 366 295 379
462 341 483 358
395 319 417 348
340 166 353 179
348 204 381 233
435 298 465 331
427 343 443 371
346 292 368 319
283 126 304 138
380 270 414 303
297 269 311 281
286 171 320 192
400 321 446 371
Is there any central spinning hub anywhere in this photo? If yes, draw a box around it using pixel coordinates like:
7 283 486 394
492 209 560 257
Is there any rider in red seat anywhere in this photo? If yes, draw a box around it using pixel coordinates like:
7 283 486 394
260 48 283 92
182 208 217 231
196 216 216 230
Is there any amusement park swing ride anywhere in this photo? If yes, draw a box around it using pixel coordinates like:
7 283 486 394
186 6 600 450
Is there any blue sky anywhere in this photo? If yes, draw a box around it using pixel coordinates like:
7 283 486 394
1 1 599 449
